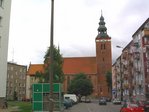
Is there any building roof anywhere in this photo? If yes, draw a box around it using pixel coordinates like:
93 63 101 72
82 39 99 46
27 64 44 76
27 57 97 76
63 57 97 75
132 18 149 37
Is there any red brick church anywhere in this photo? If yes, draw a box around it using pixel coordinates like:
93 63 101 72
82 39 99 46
27 14 112 98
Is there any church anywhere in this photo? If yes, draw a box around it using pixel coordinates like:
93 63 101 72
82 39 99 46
27 14 112 99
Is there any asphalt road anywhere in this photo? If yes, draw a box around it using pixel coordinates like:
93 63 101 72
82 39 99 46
64 101 122 112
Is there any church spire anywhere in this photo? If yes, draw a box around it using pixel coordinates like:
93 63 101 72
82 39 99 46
97 11 108 38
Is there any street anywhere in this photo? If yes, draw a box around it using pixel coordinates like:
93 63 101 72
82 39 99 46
64 100 122 112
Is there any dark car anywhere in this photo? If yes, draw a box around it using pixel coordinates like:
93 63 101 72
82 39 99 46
99 98 107 105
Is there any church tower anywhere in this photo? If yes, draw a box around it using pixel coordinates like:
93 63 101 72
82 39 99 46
95 13 112 97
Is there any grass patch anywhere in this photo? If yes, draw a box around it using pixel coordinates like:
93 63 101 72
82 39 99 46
8 101 32 112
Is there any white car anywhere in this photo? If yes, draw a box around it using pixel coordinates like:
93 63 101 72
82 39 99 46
64 94 78 103
112 99 121 105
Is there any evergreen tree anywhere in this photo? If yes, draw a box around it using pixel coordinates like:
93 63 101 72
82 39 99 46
43 45 64 83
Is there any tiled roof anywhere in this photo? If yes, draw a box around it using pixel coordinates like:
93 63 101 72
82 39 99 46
63 57 97 75
27 57 97 76
27 64 44 76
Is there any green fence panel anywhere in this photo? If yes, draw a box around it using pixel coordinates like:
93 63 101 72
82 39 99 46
33 93 43 101
33 102 43 111
43 83 50 93
33 84 42 92
54 83 60 93
32 83 63 111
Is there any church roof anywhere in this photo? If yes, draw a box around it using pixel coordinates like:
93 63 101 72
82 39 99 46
27 57 97 76
63 57 97 75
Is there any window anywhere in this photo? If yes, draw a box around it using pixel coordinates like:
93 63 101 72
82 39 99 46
20 68 22 72
104 44 106 49
101 44 103 49
0 0 4 7
144 37 149 44
101 43 106 50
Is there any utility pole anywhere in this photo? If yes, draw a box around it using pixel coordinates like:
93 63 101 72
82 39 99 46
49 0 54 112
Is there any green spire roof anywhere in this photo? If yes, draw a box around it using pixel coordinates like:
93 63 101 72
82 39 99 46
97 12 108 38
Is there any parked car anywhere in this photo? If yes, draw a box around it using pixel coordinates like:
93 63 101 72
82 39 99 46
63 99 72 109
81 96 91 103
120 102 144 112
112 99 121 105
143 101 149 112
99 98 107 105
106 97 111 102
64 94 78 104
137 100 149 112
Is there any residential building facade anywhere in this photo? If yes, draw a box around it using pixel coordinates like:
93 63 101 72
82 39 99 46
26 14 112 99
112 18 149 101
7 62 27 101
26 64 44 100
0 0 11 107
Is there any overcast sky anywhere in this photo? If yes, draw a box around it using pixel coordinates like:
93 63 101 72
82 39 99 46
8 0 149 66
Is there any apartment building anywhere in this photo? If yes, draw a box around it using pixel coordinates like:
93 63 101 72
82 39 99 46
133 19 149 99
112 56 121 100
112 18 149 101
7 62 27 101
0 0 12 107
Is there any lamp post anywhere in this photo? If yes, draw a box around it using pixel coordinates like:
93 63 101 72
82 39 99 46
49 0 54 112
116 46 123 101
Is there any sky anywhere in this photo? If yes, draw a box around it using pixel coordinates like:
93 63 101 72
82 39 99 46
8 0 149 66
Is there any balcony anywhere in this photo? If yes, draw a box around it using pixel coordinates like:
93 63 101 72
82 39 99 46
133 48 140 54
134 67 141 73
131 85 135 89
138 79 143 85
129 61 133 67
134 53 140 60
124 70 128 75
124 84 129 89
142 29 149 37
122 52 127 59
134 42 139 48
146 57 149 61
123 65 127 70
